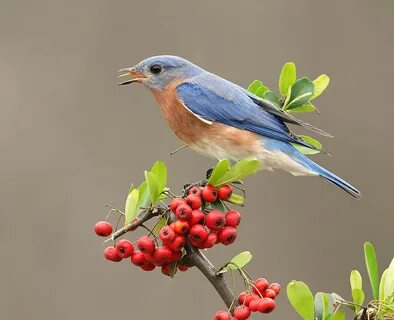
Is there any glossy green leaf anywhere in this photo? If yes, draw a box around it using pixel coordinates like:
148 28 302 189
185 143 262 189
151 161 167 195
218 251 252 273
287 103 318 113
255 85 269 98
215 159 261 186
292 135 322 155
311 74 330 100
152 216 167 235
351 289 365 310
279 62 297 96
286 77 315 109
325 314 333 320
287 281 315 320
227 193 245 206
333 311 345 320
124 189 140 226
263 90 281 107
380 268 389 301
207 159 230 185
210 200 226 212
247 80 263 94
350 270 363 292
137 181 150 211
364 242 379 300
380 258 394 301
145 171 159 205
315 292 329 320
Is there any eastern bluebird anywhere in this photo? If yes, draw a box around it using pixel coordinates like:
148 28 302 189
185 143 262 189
119 55 360 198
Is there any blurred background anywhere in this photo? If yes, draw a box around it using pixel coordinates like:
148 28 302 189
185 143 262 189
1 0 393 319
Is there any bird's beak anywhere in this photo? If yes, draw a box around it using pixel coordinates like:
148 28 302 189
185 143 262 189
118 67 146 86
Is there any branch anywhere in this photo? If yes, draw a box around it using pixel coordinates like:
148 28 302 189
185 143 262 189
183 242 236 310
109 208 165 241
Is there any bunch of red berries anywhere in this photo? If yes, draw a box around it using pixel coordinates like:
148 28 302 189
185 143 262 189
94 184 241 276
169 184 241 249
213 278 280 320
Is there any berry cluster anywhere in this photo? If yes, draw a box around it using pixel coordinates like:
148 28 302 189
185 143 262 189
214 278 280 320
94 184 241 276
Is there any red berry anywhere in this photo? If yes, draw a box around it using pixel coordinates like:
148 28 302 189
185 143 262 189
168 250 182 262
253 278 269 295
115 239 134 258
94 221 112 237
218 226 237 245
154 246 173 264
201 184 218 202
225 210 241 228
206 210 226 231
104 246 122 262
189 237 205 249
249 298 261 312
172 220 190 235
178 265 189 272
268 283 281 295
213 310 231 320
161 264 171 276
187 186 202 197
140 263 156 271
137 236 156 254
202 232 218 249
175 204 193 221
130 251 146 266
167 235 186 252
234 305 251 320
257 298 275 313
217 184 233 200
185 194 202 210
263 288 277 299
159 226 176 243
238 291 256 306
170 198 186 213
189 224 209 243
190 210 205 226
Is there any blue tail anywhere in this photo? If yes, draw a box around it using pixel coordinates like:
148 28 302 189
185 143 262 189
294 150 360 198
267 140 361 198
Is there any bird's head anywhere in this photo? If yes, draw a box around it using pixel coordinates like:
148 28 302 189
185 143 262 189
118 55 203 90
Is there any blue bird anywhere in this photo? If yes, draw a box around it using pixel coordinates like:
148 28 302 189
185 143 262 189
119 55 360 198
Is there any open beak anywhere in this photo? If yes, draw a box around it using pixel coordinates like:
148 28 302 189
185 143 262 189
118 68 146 86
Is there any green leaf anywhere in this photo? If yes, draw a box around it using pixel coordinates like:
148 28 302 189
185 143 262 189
364 242 379 300
287 103 318 113
137 181 150 211
333 311 345 320
218 251 252 273
292 135 322 155
287 281 315 320
255 85 269 98
151 161 167 195
124 189 140 226
145 171 159 205
210 200 226 212
279 62 297 96
311 74 330 100
350 270 363 292
247 80 263 94
263 90 281 107
169 261 178 278
380 258 394 301
227 193 245 206
207 160 230 185
315 292 329 320
152 216 167 235
214 159 261 186
351 289 365 310
286 77 315 109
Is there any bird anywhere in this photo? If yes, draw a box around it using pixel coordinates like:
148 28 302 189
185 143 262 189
118 55 360 198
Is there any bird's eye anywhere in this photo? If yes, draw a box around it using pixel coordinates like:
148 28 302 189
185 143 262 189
150 64 162 74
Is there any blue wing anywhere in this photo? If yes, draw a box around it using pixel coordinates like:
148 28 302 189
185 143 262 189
176 74 321 150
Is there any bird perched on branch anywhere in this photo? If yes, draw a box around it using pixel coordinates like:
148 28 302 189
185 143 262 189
118 55 360 198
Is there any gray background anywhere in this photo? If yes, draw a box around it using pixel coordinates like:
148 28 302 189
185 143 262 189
1 1 393 319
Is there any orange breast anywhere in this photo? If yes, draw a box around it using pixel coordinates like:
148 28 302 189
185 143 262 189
151 81 262 160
